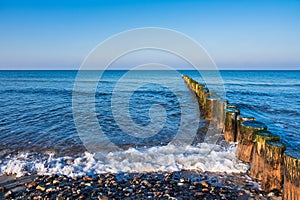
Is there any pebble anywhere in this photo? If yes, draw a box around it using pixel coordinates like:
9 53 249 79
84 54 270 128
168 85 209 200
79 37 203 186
267 192 275 197
27 182 37 188
36 185 45 192
201 181 209 187
0 186 5 192
177 182 184 186
124 192 130 197
4 190 12 198
1 170 282 199
98 195 108 200
83 176 94 181
45 188 55 193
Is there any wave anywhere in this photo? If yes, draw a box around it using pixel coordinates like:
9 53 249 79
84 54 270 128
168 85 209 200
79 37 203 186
0 88 72 95
0 79 74 83
0 88 111 96
236 102 300 118
226 90 271 97
225 82 300 87
0 144 248 178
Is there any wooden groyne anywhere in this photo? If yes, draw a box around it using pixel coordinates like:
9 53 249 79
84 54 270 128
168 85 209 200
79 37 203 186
182 74 299 199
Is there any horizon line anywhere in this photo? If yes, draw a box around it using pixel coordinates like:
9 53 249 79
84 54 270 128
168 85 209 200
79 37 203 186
0 69 299 71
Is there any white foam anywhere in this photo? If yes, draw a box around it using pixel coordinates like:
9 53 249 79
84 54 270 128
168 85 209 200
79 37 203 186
0 143 249 177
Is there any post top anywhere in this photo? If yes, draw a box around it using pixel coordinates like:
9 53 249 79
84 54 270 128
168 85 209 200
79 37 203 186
226 108 237 113
242 120 267 129
227 103 237 109
237 115 256 121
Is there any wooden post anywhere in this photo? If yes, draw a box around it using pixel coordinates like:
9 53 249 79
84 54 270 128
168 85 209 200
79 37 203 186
283 150 300 200
217 99 226 129
205 96 213 120
191 81 196 91
193 81 199 91
236 120 267 162
205 96 218 121
202 91 210 111
186 77 190 84
250 131 280 180
237 115 256 143
262 140 286 192
195 83 205 98
223 108 239 142
199 87 209 109
233 109 240 142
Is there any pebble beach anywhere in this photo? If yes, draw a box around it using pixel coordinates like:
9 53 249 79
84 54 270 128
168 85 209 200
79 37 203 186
0 170 282 199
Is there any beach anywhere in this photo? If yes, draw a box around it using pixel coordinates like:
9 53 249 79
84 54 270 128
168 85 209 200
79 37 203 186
0 170 282 199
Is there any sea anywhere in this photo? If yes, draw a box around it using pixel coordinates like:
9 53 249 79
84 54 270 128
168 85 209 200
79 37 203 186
0 70 299 177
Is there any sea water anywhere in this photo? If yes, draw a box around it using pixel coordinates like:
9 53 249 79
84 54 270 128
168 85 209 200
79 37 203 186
0 70 299 177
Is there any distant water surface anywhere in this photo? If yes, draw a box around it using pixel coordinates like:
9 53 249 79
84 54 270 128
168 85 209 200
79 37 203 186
0 70 299 177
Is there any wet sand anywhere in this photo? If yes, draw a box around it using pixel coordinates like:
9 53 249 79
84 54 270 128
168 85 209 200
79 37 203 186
0 170 281 199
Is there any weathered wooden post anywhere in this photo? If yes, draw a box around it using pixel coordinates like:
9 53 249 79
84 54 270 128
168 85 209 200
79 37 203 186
191 81 196 92
202 90 210 111
189 80 193 88
236 120 267 162
237 115 256 142
188 78 192 87
199 87 209 109
283 150 300 200
250 130 280 180
217 99 226 129
186 77 189 84
262 140 286 192
195 83 205 98
223 108 239 142
205 96 218 121
195 83 199 92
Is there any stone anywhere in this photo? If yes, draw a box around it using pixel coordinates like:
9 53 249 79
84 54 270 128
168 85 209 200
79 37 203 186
98 195 108 200
0 186 5 192
201 181 209 188
27 182 37 188
83 176 94 181
4 190 12 198
53 180 60 185
36 185 46 192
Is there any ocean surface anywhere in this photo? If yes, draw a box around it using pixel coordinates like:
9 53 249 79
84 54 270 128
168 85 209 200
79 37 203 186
0 70 299 177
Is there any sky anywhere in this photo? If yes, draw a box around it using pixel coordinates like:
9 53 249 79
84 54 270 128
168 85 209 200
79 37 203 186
0 0 300 70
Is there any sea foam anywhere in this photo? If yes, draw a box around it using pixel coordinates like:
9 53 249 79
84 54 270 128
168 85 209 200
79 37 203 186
0 143 248 178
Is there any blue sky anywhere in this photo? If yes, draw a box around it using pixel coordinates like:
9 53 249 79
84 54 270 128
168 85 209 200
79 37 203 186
0 0 300 70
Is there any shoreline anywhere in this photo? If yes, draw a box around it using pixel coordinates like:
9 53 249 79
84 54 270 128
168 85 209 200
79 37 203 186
0 170 281 199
